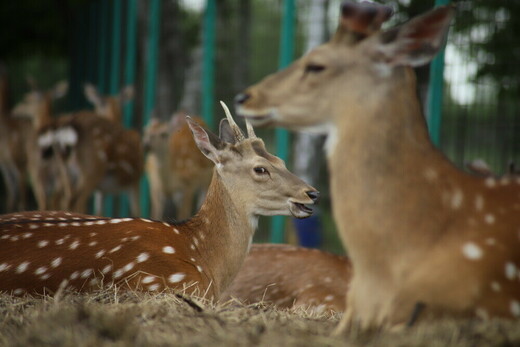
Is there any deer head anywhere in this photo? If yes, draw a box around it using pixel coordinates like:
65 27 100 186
12 80 68 129
235 3 454 137
188 102 319 220
84 83 134 123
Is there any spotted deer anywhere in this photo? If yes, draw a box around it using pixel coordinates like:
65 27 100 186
84 83 134 123
80 84 142 216
10 80 69 211
0 102 318 299
143 112 212 220
222 244 351 314
236 2 520 330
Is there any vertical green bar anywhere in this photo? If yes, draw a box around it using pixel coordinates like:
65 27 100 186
202 0 216 129
120 0 138 216
140 0 162 218
124 0 138 128
427 0 451 146
87 2 98 86
97 0 109 94
271 0 295 243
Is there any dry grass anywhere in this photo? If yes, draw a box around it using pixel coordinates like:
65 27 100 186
0 288 519 346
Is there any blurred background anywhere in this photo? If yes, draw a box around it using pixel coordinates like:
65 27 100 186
0 0 518 255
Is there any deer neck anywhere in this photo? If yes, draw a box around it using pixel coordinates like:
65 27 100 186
328 67 459 272
35 97 54 130
184 170 256 294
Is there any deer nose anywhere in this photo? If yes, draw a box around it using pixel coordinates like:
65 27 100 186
234 93 251 105
306 190 320 204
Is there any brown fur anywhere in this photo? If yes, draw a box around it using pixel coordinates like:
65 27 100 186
223 244 351 313
237 4 520 331
144 113 212 220
0 112 317 299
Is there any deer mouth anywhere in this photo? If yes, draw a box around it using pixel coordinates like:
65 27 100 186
289 201 314 219
236 106 273 126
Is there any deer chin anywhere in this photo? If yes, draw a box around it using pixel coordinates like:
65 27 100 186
236 106 274 127
289 200 314 219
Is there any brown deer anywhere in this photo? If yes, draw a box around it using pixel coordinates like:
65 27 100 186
10 80 69 211
0 66 30 212
0 103 318 299
143 112 212 220
84 83 133 123
222 244 351 314
80 83 142 216
236 2 520 330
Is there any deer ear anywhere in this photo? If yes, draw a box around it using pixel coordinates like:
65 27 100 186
119 85 134 103
186 116 223 164
52 81 68 99
371 5 455 67
84 83 102 107
219 119 236 144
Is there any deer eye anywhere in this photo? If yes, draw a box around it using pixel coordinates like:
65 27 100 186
305 64 326 73
254 167 269 175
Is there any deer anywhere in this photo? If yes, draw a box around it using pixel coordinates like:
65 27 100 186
10 80 69 211
143 112 212 220
222 243 351 314
236 1 520 331
22 85 143 215
0 66 30 212
80 83 143 216
0 102 319 300
84 83 134 124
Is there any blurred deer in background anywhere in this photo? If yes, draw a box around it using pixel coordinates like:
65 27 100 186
0 66 31 212
80 83 143 216
0 103 318 299
84 83 133 123
237 2 520 331
144 112 212 220
10 79 69 211
223 244 351 314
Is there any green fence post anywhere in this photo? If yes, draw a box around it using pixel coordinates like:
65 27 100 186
124 0 138 128
120 0 138 217
427 0 451 146
270 0 296 243
140 0 162 218
202 0 216 130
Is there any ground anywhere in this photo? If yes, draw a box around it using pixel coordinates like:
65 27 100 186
0 288 519 346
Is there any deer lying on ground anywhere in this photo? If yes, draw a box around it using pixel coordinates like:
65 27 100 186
236 1 520 331
144 112 212 220
10 80 69 211
222 244 351 313
0 102 318 299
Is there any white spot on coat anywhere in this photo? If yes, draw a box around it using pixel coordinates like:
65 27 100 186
462 242 483 260
163 246 175 254
505 262 517 280
168 273 186 283
16 262 30 273
137 252 150 263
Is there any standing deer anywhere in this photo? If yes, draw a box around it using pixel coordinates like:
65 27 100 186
10 80 69 211
222 244 351 313
143 112 212 220
81 83 142 216
236 2 520 330
0 66 30 212
84 83 134 123
0 102 318 299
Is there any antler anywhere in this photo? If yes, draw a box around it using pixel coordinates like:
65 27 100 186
245 118 257 139
220 100 245 141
